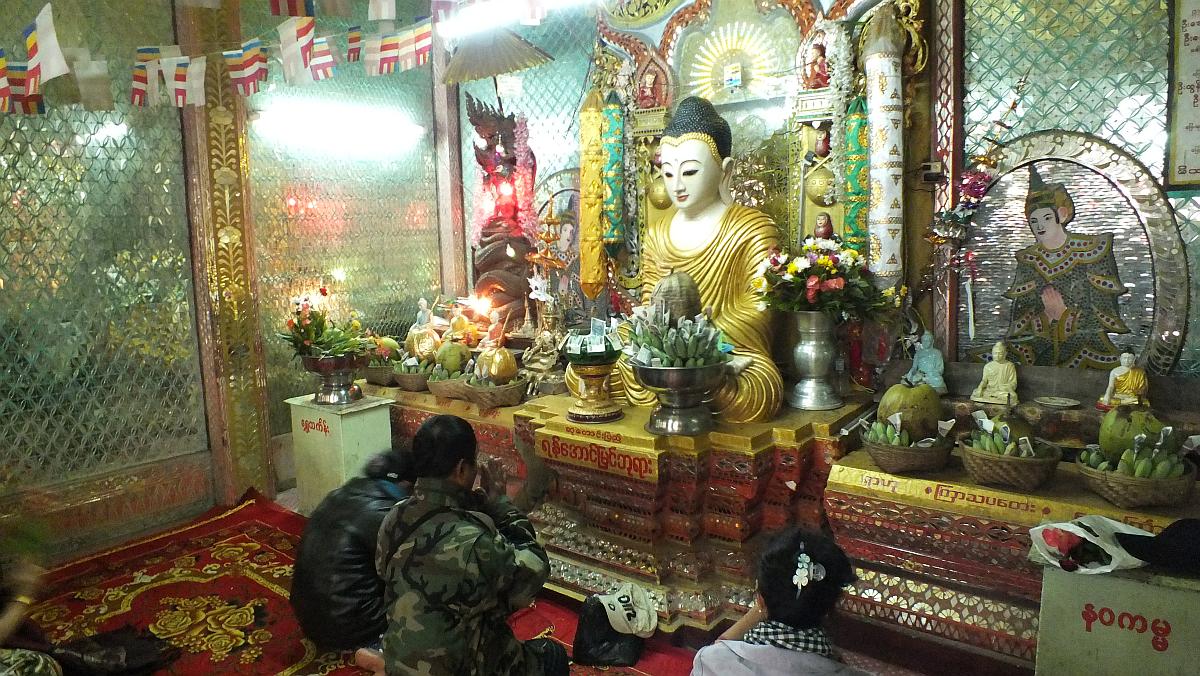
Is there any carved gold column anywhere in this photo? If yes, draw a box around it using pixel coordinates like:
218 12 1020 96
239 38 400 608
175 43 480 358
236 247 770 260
177 0 273 503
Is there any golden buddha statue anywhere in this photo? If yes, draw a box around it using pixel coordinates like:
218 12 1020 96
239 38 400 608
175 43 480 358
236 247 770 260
571 97 783 423
1097 350 1149 410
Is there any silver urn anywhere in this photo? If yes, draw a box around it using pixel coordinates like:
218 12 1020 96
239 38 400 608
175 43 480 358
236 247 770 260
631 361 728 436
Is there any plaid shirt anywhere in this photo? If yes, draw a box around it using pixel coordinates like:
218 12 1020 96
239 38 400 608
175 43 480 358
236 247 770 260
743 620 833 657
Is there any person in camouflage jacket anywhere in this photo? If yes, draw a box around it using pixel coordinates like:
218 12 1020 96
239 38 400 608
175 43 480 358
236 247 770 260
375 415 563 676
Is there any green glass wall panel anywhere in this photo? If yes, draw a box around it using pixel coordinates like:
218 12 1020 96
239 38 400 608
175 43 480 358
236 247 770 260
243 1 442 435
0 2 209 488
963 0 1199 373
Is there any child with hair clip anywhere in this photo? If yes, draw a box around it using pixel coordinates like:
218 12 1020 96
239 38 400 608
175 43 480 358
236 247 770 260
692 527 866 675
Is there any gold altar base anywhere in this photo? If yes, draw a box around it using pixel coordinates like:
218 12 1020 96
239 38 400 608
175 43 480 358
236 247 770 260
519 394 869 630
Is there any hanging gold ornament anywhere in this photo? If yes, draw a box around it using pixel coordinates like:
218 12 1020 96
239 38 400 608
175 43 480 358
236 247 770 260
647 177 672 210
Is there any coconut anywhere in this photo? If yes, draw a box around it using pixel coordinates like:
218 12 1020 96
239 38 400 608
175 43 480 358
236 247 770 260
436 340 472 374
478 346 519 385
650 270 702 323
877 382 942 440
1099 405 1163 461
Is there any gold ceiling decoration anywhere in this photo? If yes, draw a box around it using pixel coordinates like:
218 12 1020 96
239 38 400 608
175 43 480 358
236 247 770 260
686 20 782 102
602 0 689 29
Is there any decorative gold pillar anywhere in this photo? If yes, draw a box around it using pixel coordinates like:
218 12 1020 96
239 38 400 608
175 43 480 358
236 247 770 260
177 0 273 503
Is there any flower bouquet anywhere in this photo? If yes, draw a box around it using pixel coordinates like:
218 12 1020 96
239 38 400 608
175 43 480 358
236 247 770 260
751 237 895 322
276 291 374 404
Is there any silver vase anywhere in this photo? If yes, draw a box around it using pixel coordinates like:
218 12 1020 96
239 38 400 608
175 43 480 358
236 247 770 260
302 355 368 405
788 311 843 411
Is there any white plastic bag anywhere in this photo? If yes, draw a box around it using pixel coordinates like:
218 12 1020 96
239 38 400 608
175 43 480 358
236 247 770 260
1029 515 1151 574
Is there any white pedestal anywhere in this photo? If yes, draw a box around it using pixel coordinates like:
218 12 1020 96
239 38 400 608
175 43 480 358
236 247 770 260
287 394 392 515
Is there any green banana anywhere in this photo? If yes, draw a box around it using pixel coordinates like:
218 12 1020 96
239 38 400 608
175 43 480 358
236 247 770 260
1096 461 1111 472
1169 461 1187 478
1135 458 1154 478
1120 449 1137 467
1089 452 1105 469
1151 457 1176 479
1079 449 1092 466
1117 460 1135 476
898 430 911 447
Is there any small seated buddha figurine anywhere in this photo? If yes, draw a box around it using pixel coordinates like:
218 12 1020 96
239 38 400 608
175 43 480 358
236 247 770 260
1097 350 1149 410
572 96 783 423
972 341 1019 405
414 298 432 329
905 331 947 394
480 310 506 348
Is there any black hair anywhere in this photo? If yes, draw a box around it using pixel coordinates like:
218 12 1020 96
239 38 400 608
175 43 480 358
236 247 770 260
757 528 856 629
411 414 478 479
363 449 417 484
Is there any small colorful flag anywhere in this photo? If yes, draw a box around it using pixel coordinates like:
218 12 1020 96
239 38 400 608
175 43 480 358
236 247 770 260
136 45 182 106
310 37 336 81
131 62 149 106
346 26 363 62
244 38 268 85
278 16 316 84
378 32 401 75
0 49 9 113
364 34 383 76
397 26 417 72
223 46 263 96
413 18 433 66
23 3 70 95
368 0 396 21
318 0 352 15
521 0 546 26
270 0 316 17
7 62 45 114
162 55 206 107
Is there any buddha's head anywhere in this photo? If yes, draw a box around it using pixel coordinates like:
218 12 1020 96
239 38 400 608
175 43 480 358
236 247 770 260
1120 351 1135 368
418 298 428 311
659 97 733 218
920 331 935 350
992 341 1007 363
1025 164 1073 249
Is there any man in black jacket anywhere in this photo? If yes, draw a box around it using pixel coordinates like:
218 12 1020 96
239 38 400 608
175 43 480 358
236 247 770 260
290 449 414 654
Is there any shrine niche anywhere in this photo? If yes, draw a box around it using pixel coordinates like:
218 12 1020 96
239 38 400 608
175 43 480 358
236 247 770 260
959 131 1189 374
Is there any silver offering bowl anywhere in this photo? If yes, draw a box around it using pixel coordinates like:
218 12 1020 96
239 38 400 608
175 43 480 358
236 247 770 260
631 361 729 436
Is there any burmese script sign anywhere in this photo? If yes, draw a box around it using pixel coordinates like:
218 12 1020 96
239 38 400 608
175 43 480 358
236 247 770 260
1167 0 1200 189
536 427 660 482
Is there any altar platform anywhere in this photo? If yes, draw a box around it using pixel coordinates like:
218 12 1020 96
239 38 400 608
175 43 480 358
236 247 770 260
362 382 870 630
825 450 1200 665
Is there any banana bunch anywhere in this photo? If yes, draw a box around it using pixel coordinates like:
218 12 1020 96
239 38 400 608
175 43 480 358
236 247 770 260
629 306 728 368
1079 430 1187 479
863 421 912 447
966 429 1051 458
428 360 471 382
395 355 434 375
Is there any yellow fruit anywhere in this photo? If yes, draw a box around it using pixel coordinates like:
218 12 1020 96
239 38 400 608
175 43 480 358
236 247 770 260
478 346 519 385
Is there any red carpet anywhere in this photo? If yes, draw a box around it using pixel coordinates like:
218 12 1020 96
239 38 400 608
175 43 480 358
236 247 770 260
30 491 363 674
510 596 694 676
27 491 695 675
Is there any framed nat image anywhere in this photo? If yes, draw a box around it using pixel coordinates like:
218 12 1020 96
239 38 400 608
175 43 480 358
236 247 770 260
1166 0 1200 189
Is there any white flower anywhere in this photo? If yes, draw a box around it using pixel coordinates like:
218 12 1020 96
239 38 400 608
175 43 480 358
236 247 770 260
795 258 812 272
781 273 794 282
756 301 768 312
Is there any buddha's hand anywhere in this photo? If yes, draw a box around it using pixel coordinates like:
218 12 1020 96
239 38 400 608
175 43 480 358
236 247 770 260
1041 286 1067 322
727 355 753 376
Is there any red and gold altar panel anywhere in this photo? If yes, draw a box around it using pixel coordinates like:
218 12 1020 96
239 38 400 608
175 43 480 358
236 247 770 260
825 450 1200 663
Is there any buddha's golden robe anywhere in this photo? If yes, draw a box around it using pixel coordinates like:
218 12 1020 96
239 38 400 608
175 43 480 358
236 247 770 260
1113 367 1149 403
601 203 784 424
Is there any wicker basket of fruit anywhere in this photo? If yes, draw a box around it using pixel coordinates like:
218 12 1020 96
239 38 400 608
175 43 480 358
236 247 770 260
861 421 952 474
959 431 1061 491
364 364 394 386
392 358 432 392
427 370 471 400
466 377 527 409
1077 432 1195 508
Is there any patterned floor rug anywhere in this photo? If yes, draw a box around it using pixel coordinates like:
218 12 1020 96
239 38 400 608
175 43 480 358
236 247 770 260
29 491 362 674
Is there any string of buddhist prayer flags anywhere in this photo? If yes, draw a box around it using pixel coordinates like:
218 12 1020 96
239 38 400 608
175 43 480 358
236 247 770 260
1 1 550 115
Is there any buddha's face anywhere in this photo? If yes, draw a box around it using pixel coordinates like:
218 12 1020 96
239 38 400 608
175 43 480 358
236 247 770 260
921 332 934 349
1120 352 1135 368
1027 207 1068 247
418 299 428 311
992 342 1007 362
659 139 729 218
